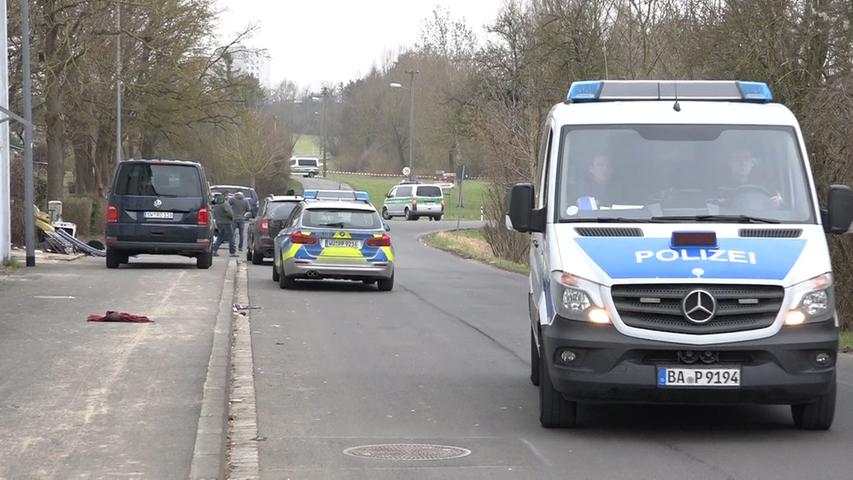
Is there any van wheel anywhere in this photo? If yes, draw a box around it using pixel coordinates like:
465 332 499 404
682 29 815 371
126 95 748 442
791 379 836 430
197 252 212 269
272 263 280 282
435 214 443 221
106 248 120 269
308 171 316 178
377 272 394 291
382 208 391 220
539 346 578 428
246 248 253 262
404 208 415 221
530 329 540 386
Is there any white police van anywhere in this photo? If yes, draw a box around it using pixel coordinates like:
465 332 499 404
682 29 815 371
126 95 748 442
507 80 853 430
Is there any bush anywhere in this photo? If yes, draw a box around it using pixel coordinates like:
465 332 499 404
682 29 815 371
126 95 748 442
62 196 94 238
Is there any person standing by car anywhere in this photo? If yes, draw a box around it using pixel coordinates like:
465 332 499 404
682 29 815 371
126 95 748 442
231 191 251 252
212 195 237 257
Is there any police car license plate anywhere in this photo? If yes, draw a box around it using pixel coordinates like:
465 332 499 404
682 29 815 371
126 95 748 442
143 211 174 219
657 367 740 387
325 239 358 248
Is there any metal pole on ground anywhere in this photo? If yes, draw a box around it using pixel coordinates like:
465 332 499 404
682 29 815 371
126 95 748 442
406 70 419 182
21 0 35 266
0 0 10 263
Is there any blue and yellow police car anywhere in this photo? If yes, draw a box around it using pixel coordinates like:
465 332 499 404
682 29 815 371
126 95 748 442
272 191 395 290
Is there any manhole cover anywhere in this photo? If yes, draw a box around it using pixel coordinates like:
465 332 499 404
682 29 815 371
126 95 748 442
343 443 471 461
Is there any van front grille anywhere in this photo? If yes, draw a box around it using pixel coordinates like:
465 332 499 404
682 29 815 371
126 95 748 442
611 284 784 334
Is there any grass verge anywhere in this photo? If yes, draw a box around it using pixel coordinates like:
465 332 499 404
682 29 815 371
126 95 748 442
2 256 21 275
841 330 853 353
329 173 487 221
423 228 527 275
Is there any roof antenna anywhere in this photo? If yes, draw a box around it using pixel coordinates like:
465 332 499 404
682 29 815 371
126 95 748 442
673 81 681 112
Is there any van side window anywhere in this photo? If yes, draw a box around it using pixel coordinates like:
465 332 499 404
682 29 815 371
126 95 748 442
537 129 553 209
396 186 412 197
388 187 398 198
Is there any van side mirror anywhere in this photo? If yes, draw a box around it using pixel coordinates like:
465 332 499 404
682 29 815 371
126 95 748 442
508 183 545 233
826 184 853 234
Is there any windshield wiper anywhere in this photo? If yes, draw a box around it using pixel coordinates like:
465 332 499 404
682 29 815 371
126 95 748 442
649 215 780 224
558 217 651 223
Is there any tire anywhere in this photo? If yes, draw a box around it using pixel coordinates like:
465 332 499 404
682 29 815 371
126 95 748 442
106 248 120 269
531 329 540 386
382 208 391 220
791 379 836 430
272 263 280 282
308 171 316 178
196 252 212 269
377 272 394 291
404 208 415 221
435 214 443 221
246 247 253 262
119 253 130 264
279 271 297 289
251 247 263 265
539 345 578 428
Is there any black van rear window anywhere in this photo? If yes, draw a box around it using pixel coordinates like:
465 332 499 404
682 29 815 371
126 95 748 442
116 164 202 197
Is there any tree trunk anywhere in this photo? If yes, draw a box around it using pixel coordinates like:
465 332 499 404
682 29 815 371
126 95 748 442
72 131 97 194
44 12 66 202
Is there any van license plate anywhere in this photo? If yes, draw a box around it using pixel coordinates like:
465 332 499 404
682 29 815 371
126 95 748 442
325 239 358 248
657 367 740 387
144 211 174 219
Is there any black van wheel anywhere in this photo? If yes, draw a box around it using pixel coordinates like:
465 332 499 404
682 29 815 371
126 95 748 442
251 248 263 265
530 329 540 386
197 252 212 269
106 248 120 269
791 379 836 430
539 346 578 428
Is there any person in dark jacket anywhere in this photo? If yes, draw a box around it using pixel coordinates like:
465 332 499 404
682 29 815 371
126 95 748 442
212 194 237 257
230 191 251 252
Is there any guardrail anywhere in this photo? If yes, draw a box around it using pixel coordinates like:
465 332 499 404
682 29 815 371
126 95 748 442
327 170 483 181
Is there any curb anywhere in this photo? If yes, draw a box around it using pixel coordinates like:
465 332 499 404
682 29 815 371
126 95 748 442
189 258 238 480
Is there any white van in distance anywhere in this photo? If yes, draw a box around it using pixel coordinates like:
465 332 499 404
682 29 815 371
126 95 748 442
507 80 853 430
290 157 321 177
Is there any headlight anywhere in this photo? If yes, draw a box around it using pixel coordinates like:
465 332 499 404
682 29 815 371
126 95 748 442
550 271 610 324
785 273 834 325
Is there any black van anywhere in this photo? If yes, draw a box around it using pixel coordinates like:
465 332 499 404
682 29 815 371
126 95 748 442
105 159 214 269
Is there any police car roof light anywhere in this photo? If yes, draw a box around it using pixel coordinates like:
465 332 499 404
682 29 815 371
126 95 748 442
303 189 319 199
354 191 369 202
565 80 773 104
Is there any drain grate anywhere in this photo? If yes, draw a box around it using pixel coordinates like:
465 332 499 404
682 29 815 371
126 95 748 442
343 443 471 461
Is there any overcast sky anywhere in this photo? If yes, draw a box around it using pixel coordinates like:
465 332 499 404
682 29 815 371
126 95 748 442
216 0 506 90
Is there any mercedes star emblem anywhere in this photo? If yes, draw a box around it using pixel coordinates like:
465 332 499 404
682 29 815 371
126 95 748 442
153 199 162 208
682 289 717 324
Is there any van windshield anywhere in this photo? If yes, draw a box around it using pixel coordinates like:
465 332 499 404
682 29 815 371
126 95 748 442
116 164 201 197
555 125 815 224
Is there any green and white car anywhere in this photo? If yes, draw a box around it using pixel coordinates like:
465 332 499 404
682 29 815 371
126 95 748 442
382 184 445 221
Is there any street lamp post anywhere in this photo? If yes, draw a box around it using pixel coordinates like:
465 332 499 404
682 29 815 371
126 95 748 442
390 70 419 181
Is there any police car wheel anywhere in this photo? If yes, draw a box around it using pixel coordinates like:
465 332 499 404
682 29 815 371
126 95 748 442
530 329 540 386
791 378 836 430
279 271 297 289
539 347 577 428
382 208 391 220
377 273 394 291
272 264 280 282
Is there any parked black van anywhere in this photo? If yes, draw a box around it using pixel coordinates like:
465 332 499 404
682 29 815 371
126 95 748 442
105 159 214 269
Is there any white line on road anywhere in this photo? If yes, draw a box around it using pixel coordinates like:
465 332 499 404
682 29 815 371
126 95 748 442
32 295 75 299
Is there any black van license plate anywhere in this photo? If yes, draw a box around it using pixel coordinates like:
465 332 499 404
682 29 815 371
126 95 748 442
144 211 174 219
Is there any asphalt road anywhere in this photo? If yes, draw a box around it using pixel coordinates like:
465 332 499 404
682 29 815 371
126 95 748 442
0 254 230 479
247 212 853 479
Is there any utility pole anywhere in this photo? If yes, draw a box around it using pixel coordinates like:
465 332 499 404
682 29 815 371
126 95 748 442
115 2 122 164
0 0 10 264
321 87 328 177
21 0 35 266
406 70 419 182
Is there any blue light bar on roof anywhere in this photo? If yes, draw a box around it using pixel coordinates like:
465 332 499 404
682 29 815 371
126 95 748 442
566 81 603 102
736 81 774 103
354 191 369 202
303 189 318 199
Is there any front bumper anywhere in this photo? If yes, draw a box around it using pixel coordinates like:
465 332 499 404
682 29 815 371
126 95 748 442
541 316 837 405
284 258 393 280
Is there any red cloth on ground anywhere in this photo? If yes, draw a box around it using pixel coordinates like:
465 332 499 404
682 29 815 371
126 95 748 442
87 311 152 323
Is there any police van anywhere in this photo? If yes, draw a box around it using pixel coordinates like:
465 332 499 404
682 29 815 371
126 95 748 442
507 80 853 430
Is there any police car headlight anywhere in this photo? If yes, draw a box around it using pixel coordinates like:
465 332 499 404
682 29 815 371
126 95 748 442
786 273 834 325
551 271 610 323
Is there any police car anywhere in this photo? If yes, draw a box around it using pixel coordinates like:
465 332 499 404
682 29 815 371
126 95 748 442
272 190 395 290
507 80 853 429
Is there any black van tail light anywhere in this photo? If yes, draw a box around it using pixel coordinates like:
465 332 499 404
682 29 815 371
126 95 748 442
197 208 209 225
259 218 269 234
367 234 392 247
107 205 118 223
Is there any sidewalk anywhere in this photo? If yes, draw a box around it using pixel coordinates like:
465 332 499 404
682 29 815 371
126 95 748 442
0 254 233 478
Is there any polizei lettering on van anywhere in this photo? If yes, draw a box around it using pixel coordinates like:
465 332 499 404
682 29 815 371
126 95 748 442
635 249 758 264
